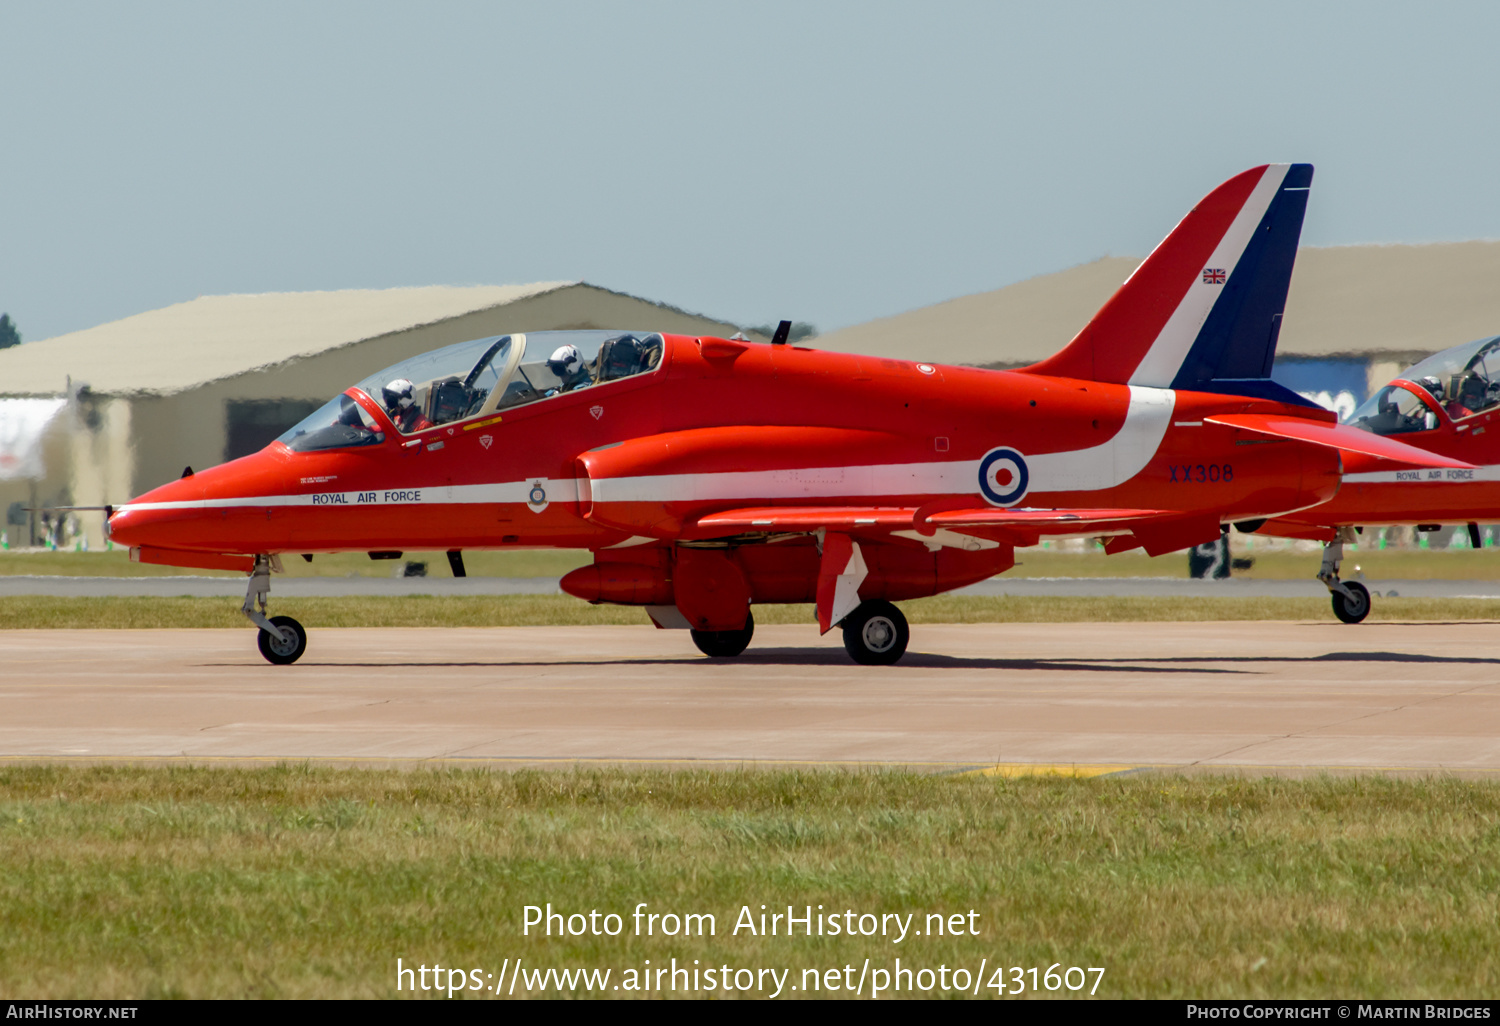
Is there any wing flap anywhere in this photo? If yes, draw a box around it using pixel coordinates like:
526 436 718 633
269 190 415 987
1204 414 1476 469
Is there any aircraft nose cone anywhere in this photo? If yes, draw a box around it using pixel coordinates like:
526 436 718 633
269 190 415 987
106 472 207 549
109 448 290 553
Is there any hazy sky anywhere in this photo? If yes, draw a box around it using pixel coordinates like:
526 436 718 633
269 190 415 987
4 1 1499 342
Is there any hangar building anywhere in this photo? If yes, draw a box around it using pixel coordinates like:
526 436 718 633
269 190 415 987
0 282 746 547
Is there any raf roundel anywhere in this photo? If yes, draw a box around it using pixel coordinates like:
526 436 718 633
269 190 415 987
977 447 1030 507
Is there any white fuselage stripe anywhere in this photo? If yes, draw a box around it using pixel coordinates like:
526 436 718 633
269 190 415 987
590 387 1176 503
117 479 578 513
117 390 1181 515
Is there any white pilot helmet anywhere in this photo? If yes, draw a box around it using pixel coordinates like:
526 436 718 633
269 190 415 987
546 345 581 374
381 378 416 410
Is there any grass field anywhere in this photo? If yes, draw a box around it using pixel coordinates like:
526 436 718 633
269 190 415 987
6 545 1500 580
0 766 1496 999
5 593 1500 629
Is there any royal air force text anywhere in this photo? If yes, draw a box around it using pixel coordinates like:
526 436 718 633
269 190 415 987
310 490 423 505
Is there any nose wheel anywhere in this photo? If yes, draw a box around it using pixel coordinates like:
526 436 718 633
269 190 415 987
257 615 308 664
841 600 910 665
1318 527 1371 625
243 554 308 664
1331 581 1371 625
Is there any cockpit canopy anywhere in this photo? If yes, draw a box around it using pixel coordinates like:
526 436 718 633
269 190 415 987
277 330 663 452
1348 334 1500 436
1348 384 1440 436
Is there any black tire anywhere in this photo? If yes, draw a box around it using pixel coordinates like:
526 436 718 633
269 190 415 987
256 615 308 665
1331 581 1371 624
841 600 910 666
691 610 755 658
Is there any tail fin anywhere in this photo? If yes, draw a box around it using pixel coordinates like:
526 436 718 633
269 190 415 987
1024 163 1313 392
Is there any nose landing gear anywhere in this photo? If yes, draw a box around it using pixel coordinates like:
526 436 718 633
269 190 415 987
1318 527 1371 624
244 554 308 664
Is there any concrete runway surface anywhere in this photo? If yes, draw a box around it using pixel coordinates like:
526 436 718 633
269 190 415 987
3 622 1500 773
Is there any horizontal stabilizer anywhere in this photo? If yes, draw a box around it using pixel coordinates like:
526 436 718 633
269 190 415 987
1203 414 1476 470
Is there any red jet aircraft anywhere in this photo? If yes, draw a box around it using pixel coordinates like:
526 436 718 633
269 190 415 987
1251 333 1500 622
106 163 1468 665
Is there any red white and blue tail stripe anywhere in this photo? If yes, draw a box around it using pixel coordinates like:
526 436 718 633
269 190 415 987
1025 164 1313 396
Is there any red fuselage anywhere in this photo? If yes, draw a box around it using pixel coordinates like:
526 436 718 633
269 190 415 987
109 333 1350 608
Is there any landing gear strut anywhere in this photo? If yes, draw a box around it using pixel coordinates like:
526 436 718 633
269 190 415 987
841 600 910 665
1318 527 1371 625
244 554 308 664
691 610 755 658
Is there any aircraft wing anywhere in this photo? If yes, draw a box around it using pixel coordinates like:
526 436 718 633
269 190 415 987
694 507 917 531
1204 414 1476 469
927 507 1214 555
922 507 1168 530
695 505 1166 534
695 504 1208 557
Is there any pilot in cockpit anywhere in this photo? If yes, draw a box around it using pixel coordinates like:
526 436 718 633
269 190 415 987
1448 374 1489 421
544 345 593 396
600 335 648 382
382 378 435 433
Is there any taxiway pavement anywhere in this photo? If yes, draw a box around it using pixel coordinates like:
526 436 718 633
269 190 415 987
3 622 1499 773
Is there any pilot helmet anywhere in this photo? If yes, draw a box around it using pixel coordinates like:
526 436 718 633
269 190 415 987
546 345 582 376
1418 375 1445 400
604 336 643 376
381 378 416 412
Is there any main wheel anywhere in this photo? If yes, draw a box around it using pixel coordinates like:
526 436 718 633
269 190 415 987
841 600 910 666
691 610 755 658
1331 581 1371 624
256 615 308 665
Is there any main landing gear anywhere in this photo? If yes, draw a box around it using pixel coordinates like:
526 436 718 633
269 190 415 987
686 601 912 665
244 554 308 664
841 600 910 666
1318 527 1371 625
